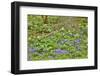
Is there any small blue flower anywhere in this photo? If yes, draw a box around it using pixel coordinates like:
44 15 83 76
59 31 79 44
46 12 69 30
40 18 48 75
55 49 69 54
28 47 36 53
74 39 81 43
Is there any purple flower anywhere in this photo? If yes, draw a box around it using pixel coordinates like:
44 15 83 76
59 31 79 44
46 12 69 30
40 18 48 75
74 39 81 43
55 49 69 54
28 47 36 53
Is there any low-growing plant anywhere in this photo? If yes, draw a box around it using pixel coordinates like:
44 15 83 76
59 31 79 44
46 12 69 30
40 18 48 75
28 15 88 61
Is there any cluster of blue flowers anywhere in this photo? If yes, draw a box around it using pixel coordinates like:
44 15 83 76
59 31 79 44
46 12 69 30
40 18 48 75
55 49 70 54
29 30 84 60
74 39 81 43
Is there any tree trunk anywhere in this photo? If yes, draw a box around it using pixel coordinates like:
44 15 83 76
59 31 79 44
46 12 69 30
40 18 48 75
41 16 48 24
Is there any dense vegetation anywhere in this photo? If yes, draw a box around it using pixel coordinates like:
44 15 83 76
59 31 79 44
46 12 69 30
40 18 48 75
27 15 88 61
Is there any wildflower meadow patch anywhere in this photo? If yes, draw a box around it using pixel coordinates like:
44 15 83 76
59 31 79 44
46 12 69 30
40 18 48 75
27 15 88 61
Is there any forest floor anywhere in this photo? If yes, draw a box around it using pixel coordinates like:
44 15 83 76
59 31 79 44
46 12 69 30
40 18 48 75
28 15 88 61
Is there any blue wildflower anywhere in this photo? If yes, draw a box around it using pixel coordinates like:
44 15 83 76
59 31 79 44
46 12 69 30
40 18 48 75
55 49 69 54
28 47 36 53
74 39 81 43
